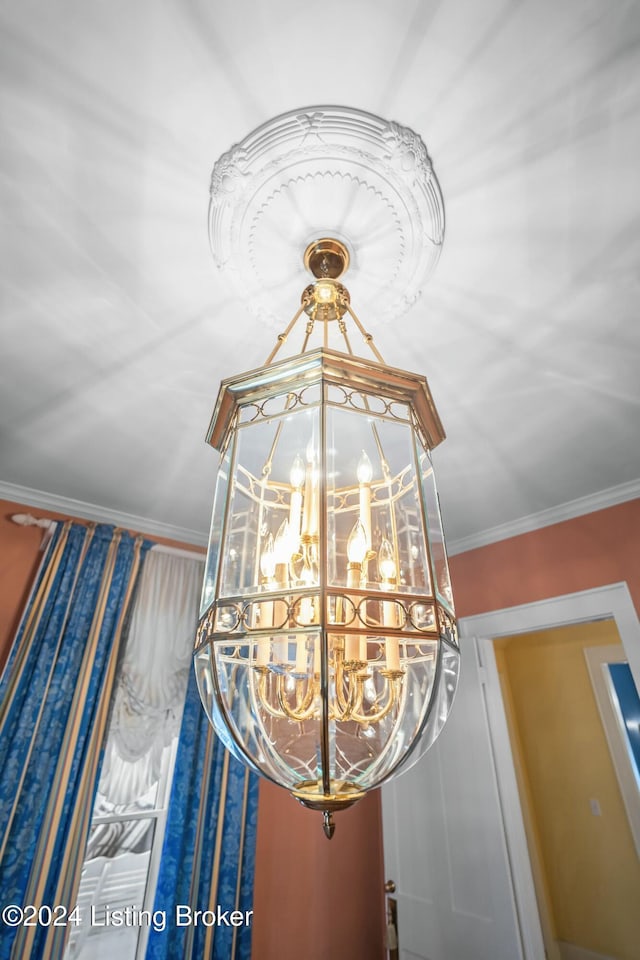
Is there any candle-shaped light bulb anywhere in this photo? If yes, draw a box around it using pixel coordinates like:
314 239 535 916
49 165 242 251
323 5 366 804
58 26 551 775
379 537 400 670
260 532 276 580
306 434 316 464
258 533 276 666
290 454 305 489
272 520 291 662
288 455 304 547
347 520 368 565
303 426 319 538
357 451 372 553
357 450 373 484
299 556 317 625
273 519 291 564
345 520 367 661
378 538 397 582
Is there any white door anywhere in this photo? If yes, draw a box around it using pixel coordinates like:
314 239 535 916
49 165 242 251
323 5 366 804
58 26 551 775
383 582 640 960
381 633 527 960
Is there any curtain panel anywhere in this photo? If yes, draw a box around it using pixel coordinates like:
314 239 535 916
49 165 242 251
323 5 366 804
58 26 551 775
98 549 205 807
0 521 150 960
145 666 259 960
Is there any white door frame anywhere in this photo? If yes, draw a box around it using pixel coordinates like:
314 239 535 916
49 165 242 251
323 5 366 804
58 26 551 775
459 581 640 960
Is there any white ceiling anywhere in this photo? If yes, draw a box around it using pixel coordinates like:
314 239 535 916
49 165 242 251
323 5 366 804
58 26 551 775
1 0 639 551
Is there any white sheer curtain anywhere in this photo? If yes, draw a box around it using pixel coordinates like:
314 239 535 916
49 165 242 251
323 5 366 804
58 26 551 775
66 547 205 960
97 548 204 806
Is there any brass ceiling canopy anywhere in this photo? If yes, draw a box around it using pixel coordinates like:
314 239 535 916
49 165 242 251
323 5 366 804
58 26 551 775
303 238 350 279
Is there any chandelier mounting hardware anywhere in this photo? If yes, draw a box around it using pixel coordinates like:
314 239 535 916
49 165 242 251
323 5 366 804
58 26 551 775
303 237 350 280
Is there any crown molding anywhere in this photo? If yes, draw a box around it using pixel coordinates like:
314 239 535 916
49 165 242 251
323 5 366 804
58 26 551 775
2 477 639 559
448 478 640 556
0 481 207 548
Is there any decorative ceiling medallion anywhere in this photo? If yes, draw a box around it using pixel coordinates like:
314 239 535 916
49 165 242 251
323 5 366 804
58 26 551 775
209 106 445 327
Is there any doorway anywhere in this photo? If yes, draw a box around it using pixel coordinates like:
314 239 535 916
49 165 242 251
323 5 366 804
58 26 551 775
380 584 640 960
461 582 640 960
494 620 640 960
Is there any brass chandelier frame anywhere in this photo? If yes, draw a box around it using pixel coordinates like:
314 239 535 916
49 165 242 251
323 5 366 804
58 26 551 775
195 239 458 837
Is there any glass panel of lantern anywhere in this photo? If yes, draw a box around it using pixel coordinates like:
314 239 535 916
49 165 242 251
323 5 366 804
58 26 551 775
418 446 455 616
195 360 460 795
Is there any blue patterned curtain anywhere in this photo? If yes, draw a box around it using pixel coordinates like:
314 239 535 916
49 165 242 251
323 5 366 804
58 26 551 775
0 521 150 960
146 667 259 960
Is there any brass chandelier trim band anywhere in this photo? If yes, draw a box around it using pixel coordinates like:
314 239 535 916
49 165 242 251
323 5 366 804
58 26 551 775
292 781 365 812
196 582 456 642
206 347 446 454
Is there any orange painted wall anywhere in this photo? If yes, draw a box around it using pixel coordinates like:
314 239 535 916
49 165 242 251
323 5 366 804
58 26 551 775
252 783 386 960
0 500 49 670
449 498 640 619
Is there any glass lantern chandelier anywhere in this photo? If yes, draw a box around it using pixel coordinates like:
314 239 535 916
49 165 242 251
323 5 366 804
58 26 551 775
195 235 460 837
195 107 460 836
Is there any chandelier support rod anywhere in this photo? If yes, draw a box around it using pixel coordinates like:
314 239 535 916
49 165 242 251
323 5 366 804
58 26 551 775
337 318 354 356
264 305 307 365
344 303 386 364
301 318 315 353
